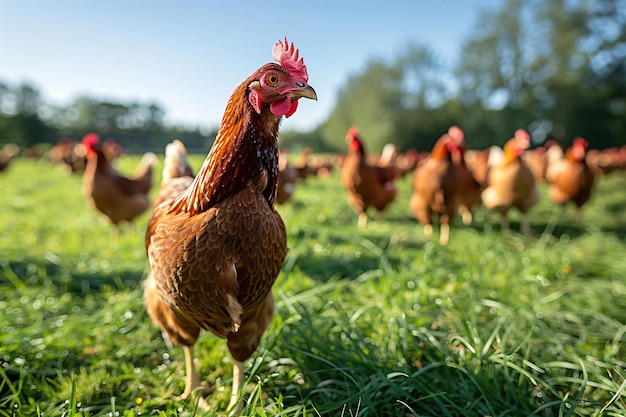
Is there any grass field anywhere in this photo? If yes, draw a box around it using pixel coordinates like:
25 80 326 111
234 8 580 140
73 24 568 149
1 154 626 417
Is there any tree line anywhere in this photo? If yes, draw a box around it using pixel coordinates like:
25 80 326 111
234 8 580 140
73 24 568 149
0 83 216 153
311 0 625 153
1 0 624 154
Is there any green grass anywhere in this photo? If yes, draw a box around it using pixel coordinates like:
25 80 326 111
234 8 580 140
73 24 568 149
1 155 626 417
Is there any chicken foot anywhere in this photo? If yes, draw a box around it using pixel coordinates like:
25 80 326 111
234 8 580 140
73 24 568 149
178 344 244 414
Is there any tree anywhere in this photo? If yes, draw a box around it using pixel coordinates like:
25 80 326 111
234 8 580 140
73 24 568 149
455 0 626 147
320 43 453 153
0 81 215 152
0 83 53 146
320 57 405 153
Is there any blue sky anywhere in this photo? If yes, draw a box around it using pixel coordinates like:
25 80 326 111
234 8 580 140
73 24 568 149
0 1 501 132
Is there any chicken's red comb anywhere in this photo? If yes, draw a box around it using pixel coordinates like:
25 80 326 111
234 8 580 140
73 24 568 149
82 132 100 146
514 129 530 143
273 37 308 82
573 137 588 148
346 126 359 139
448 125 464 143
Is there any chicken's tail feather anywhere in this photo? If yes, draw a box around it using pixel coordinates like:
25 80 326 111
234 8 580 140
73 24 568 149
162 140 194 184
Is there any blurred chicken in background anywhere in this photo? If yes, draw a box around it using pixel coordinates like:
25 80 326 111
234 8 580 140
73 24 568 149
409 127 462 245
0 143 19 173
482 129 539 234
341 127 399 228
546 137 595 223
81 132 156 229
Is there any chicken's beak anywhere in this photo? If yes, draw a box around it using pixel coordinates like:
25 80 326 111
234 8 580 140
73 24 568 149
289 83 317 101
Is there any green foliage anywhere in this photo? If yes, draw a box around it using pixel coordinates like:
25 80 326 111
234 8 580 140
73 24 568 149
0 81 216 153
321 0 625 152
3 0 624 157
319 44 457 154
1 156 626 416
320 57 405 153
454 0 626 148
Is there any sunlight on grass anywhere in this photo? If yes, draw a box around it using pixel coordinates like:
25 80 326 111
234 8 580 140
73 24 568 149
1 157 625 416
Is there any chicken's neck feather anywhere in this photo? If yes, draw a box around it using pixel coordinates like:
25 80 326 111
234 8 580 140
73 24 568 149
502 139 521 166
170 82 282 215
430 137 451 160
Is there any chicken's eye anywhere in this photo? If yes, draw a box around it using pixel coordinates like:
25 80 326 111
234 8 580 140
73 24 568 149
266 74 279 85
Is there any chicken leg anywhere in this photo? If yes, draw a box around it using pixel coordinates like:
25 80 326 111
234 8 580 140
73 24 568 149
179 345 213 410
458 205 473 226
519 214 531 235
227 360 245 414
357 212 368 229
500 215 510 232
439 223 450 246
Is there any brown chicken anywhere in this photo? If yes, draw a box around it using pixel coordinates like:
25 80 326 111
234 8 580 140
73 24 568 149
81 132 157 228
522 147 548 183
447 126 482 226
409 130 461 245
276 149 299 205
0 143 19 173
47 138 88 174
546 137 595 221
341 127 398 228
143 38 316 412
464 146 494 187
152 140 195 211
481 129 539 234
293 147 318 180
587 146 626 176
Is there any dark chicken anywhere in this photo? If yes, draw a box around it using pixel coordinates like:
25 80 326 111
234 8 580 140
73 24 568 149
481 129 539 234
409 130 461 245
341 127 398 228
143 38 316 412
81 133 156 228
0 143 19 173
276 149 299 205
447 126 482 226
546 137 595 222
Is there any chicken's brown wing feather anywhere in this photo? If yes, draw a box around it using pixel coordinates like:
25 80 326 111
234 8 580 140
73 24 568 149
148 185 286 340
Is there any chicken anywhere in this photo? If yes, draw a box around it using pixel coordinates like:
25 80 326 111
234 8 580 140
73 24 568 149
546 137 595 222
0 143 19 173
464 146 494 187
393 148 425 179
304 152 336 179
586 146 625 177
81 132 156 228
151 140 194 211
143 38 316 413
102 137 123 162
409 129 461 245
481 129 539 234
293 147 318 180
341 127 398 228
276 149 299 205
447 126 482 226
47 138 88 174
522 147 547 183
